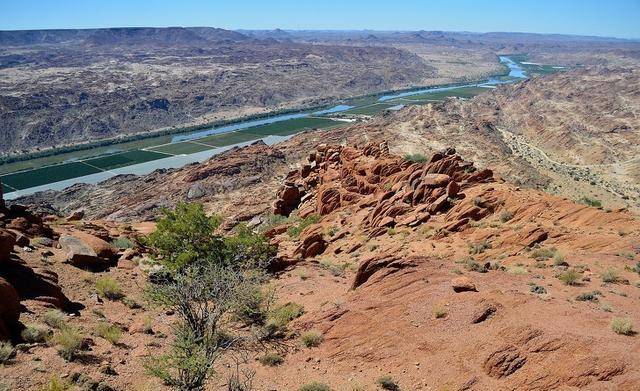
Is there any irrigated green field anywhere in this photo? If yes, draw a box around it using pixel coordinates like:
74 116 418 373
82 150 166 170
198 131 263 147
395 86 492 102
148 141 216 155
238 117 340 136
1 162 102 190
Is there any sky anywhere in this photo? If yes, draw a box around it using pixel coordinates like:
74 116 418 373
1 0 639 39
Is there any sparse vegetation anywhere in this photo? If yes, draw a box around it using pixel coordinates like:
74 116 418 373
95 276 124 300
268 302 305 329
404 153 427 163
576 291 600 302
508 266 528 275
601 268 621 283
468 240 491 255
110 236 134 249
53 326 85 361
300 330 323 347
39 375 70 391
43 309 66 329
95 322 123 344
432 305 447 319
0 341 14 364
558 269 581 286
499 210 514 222
610 317 634 335
287 214 321 238
299 382 331 391
581 196 602 209
461 258 488 273
259 352 284 366
21 324 52 343
530 247 557 260
376 376 400 390
122 296 142 309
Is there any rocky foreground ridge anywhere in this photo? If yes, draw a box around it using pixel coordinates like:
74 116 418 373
1 140 640 390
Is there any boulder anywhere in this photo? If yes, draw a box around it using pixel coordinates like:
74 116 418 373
451 276 478 293
0 277 20 340
66 210 85 221
59 233 117 271
0 229 16 262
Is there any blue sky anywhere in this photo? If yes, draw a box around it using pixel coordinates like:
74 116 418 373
1 0 639 39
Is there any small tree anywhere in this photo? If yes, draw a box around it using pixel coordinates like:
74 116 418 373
145 203 274 391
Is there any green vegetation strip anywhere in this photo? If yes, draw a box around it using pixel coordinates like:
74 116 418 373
83 150 166 170
1 161 102 190
340 103 396 115
149 141 215 155
238 117 340 136
197 131 263 147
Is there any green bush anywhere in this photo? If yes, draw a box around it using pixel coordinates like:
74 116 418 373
145 202 224 271
300 330 323 348
0 341 14 364
611 317 634 335
376 376 400 390
404 153 427 163
233 286 274 326
21 324 52 343
268 302 305 328
258 352 284 366
43 309 66 329
110 236 134 249
95 323 123 345
581 197 602 208
299 382 331 391
95 277 124 300
558 270 581 286
54 326 85 361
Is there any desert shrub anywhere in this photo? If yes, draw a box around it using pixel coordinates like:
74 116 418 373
468 240 491 255
581 197 602 208
53 326 85 361
601 268 621 283
499 210 514 223
233 286 275 326
95 322 123 345
95 277 124 300
258 352 284 366
530 247 557 260
39 375 70 391
530 285 547 294
268 302 304 329
558 270 581 286
0 341 14 364
552 252 567 266
21 324 52 343
43 309 66 329
461 258 488 273
376 376 400 390
432 305 447 319
611 317 634 335
110 236 134 249
404 153 427 163
121 296 142 309
576 291 600 302
144 203 275 391
300 330 323 348
600 303 613 312
319 260 351 277
508 266 528 275
287 214 321 238
299 382 331 391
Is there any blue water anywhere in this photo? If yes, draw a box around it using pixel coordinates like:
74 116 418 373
378 55 527 102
